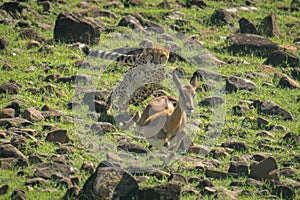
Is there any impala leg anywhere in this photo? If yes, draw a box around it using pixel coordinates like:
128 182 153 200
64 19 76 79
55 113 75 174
163 129 187 166
119 111 140 130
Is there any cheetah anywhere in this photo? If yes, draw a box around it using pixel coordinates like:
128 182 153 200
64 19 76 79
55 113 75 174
80 44 170 112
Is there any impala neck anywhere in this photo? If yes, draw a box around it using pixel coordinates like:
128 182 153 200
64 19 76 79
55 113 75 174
164 100 186 137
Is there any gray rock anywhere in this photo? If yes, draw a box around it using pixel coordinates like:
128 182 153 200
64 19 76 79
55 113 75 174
226 34 279 57
91 122 115 135
0 184 9 195
54 12 100 45
226 76 257 93
278 76 300 89
11 189 26 200
239 18 258 34
264 50 300 68
228 161 249 176
117 142 149 154
0 108 15 118
252 100 295 121
200 96 224 107
82 167 138 199
258 13 281 38
0 38 8 50
137 183 181 200
210 9 234 26
0 82 19 94
0 117 33 128
23 107 44 122
221 140 249 151
249 156 280 181
46 129 70 144
118 15 144 30
291 68 300 80
0 144 27 161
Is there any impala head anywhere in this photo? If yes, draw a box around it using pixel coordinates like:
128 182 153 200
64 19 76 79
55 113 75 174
173 70 199 116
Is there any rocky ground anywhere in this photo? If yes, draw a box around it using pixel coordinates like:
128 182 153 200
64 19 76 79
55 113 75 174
0 0 300 199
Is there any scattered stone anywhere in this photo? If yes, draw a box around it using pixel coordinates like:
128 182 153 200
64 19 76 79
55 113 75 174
272 185 296 200
252 100 295 121
246 178 264 187
19 28 45 43
264 51 300 68
90 122 115 135
89 100 107 113
0 82 19 94
25 178 47 187
239 18 258 34
226 34 279 57
199 96 224 107
0 144 27 161
123 0 146 7
278 76 300 89
187 145 209 155
118 15 144 30
54 12 100 45
0 2 25 18
256 116 270 129
232 105 249 116
137 183 181 200
283 132 299 145
256 131 275 138
228 161 249 176
10 135 26 151
28 154 43 165
63 185 81 200
221 140 249 151
26 40 40 49
0 38 8 50
210 9 234 26
249 156 280 181
258 13 281 38
0 108 15 118
38 1 51 12
80 161 95 174
0 184 9 195
55 146 73 155
23 107 44 122
34 162 77 179
11 189 26 200
291 68 300 80
210 148 228 159
226 76 257 93
186 0 207 9
205 169 228 179
104 1 121 8
117 142 149 154
46 129 70 144
168 173 188 184
82 167 138 199
157 0 171 9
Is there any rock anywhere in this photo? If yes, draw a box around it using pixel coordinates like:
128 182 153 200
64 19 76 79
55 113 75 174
246 178 264 187
90 122 115 135
0 117 33 128
123 0 146 7
264 51 300 68
256 131 275 138
0 108 15 118
199 96 224 107
187 145 209 155
46 129 70 144
221 140 249 151
28 154 43 165
19 28 45 43
168 173 188 184
82 167 138 199
291 0 300 7
249 156 280 181
0 144 27 161
239 18 258 34
38 1 51 12
26 40 40 49
186 0 207 9
11 135 26 151
282 132 299 145
0 82 19 94
228 161 249 176
226 34 279 57
0 184 9 195
272 185 296 200
104 1 121 8
41 110 64 120
210 148 228 159
232 105 249 116
80 161 95 174
205 169 228 179
226 76 257 93
23 107 44 122
34 162 77 179
0 2 25 19
117 142 149 154
278 76 300 89
89 100 107 113
118 15 144 30
137 183 181 200
0 38 8 50
192 69 227 81
258 13 281 38
63 185 81 200
291 68 300 80
11 189 26 200
55 146 73 155
25 178 47 187
210 9 234 26
157 0 171 9
252 100 295 121
54 12 100 45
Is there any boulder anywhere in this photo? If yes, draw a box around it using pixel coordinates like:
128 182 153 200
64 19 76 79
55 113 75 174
249 156 279 181
225 76 257 93
54 12 100 45
264 51 300 68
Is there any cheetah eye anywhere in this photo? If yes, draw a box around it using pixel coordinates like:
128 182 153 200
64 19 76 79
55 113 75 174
160 55 167 63
147 53 153 61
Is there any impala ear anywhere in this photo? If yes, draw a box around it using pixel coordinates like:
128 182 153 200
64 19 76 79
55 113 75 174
172 70 183 90
190 72 199 89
